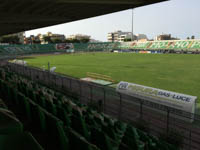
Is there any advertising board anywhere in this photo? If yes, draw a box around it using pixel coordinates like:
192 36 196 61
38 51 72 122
116 81 197 122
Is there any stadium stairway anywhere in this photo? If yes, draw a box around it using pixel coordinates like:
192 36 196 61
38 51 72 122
0 67 179 150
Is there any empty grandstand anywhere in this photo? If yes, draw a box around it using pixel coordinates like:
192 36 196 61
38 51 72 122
1 40 200 57
0 67 178 150
2 0 200 150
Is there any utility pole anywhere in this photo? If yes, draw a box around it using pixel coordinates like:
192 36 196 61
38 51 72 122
131 8 134 41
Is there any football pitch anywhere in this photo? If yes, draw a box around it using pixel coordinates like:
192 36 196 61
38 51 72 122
23 52 200 105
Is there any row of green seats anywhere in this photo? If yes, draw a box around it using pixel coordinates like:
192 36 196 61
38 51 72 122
1 77 100 150
0 132 44 150
1 68 179 150
13 77 150 150
2 70 129 149
0 81 43 150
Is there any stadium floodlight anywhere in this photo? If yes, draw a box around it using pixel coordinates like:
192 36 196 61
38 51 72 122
131 8 134 41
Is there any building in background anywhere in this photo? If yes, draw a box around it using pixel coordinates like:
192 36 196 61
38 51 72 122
136 34 148 41
6 32 25 44
42 32 65 44
107 31 148 42
90 39 102 43
107 30 135 42
25 32 66 44
24 34 41 44
155 34 171 41
67 34 91 41
155 34 180 41
13 32 25 44
0 32 25 44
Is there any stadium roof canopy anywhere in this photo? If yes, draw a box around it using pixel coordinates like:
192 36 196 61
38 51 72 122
0 0 168 36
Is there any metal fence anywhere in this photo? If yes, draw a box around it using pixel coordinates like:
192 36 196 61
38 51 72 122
6 62 200 150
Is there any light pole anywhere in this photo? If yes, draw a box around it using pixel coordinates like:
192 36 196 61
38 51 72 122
131 8 134 41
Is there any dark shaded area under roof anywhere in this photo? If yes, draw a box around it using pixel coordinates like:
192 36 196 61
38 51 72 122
0 0 168 36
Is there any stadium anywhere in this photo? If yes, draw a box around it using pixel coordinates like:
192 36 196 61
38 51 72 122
0 0 200 150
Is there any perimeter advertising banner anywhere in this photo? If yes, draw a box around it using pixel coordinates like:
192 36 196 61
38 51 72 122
55 43 74 52
116 81 197 122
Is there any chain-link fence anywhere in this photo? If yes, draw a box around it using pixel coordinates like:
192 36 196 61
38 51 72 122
6 62 200 150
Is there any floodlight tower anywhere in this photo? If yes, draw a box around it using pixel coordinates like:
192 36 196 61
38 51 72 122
131 8 134 41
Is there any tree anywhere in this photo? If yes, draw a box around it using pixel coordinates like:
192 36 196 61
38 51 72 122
43 36 52 44
0 35 20 44
32 40 41 44
71 39 80 43
64 39 71 43
80 38 90 43
124 38 132 42
187 37 190 40
191 35 195 39
64 37 90 43
51 38 63 43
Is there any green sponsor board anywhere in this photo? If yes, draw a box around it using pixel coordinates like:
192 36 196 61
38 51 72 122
118 42 132 49
87 42 119 51
74 42 119 51
168 41 192 49
149 41 169 49
190 41 200 49
133 42 150 49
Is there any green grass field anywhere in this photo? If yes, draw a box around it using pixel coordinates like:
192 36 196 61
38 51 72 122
24 52 200 104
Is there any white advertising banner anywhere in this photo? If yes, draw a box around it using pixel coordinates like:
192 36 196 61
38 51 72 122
116 82 197 121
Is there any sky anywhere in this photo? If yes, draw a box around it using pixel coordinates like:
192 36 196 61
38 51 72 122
26 0 200 42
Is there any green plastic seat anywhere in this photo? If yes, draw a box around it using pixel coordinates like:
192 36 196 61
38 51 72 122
21 97 31 119
104 116 114 127
72 107 82 117
0 108 23 134
69 129 99 150
56 106 71 127
29 101 46 133
0 99 7 109
46 100 57 116
102 123 117 141
45 113 69 150
114 120 127 133
16 93 25 107
71 114 90 140
93 115 103 126
10 88 18 105
90 127 113 150
28 89 36 102
84 114 99 129
37 96 46 109
63 103 72 114
0 132 44 150
121 125 145 150
53 97 62 107
1 82 9 99
119 142 132 150
137 129 156 149
6 85 12 102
